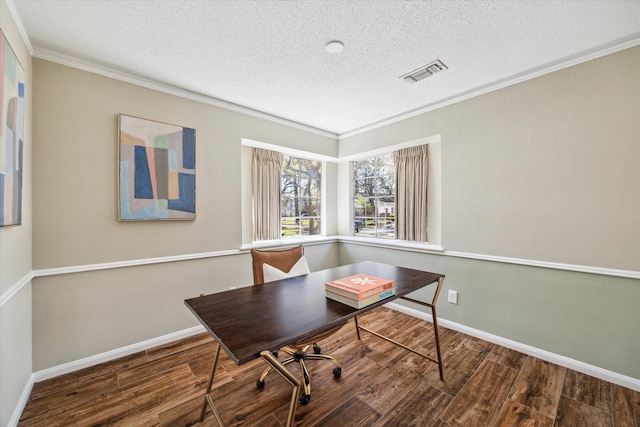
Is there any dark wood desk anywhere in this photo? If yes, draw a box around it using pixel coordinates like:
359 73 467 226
185 261 445 426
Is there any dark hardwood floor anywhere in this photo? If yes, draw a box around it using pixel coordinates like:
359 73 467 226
19 307 640 426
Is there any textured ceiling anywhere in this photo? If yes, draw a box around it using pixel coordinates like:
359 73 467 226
10 0 640 136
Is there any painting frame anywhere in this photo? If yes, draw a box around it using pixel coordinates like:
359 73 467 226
118 114 196 221
0 30 26 228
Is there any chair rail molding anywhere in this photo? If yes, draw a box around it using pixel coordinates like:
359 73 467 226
339 237 640 280
0 271 34 308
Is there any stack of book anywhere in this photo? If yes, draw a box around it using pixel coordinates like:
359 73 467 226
325 274 395 309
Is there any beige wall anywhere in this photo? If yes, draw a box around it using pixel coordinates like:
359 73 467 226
31 59 340 370
0 1 33 425
32 60 338 269
0 3 32 294
341 47 640 272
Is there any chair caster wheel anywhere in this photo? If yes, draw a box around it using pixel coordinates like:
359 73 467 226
313 344 321 354
299 394 311 405
256 380 265 390
333 367 342 378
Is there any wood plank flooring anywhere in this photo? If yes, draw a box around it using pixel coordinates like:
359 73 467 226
18 307 640 426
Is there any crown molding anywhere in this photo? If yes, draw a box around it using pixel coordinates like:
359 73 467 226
7 0 640 142
31 47 337 140
15 17 640 143
338 33 640 140
4 0 34 55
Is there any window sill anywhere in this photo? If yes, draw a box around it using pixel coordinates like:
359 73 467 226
337 235 444 254
240 235 339 251
241 235 443 254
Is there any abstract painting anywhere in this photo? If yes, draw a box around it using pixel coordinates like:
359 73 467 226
0 31 26 227
118 114 196 220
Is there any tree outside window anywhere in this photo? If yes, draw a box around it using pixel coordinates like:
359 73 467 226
353 154 395 238
281 155 322 237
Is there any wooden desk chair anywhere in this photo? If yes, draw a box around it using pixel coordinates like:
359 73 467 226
251 245 343 405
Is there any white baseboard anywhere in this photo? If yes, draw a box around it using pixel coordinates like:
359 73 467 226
16 303 639 425
32 325 205 382
10 326 206 426
385 302 640 392
7 373 35 427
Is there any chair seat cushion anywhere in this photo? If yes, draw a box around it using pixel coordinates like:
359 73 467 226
262 255 310 283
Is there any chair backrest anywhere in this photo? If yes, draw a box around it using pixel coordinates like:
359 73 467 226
251 245 304 285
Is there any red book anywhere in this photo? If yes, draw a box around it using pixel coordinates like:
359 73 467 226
325 274 394 301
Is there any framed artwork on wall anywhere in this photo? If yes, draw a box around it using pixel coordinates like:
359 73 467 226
0 31 26 228
118 114 196 221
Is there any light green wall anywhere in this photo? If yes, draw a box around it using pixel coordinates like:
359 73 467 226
339 243 639 379
0 1 33 425
32 243 339 369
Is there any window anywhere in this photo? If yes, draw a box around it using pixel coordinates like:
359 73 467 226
353 153 395 238
243 136 439 247
281 155 322 238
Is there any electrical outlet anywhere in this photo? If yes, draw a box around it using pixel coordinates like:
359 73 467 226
448 290 458 304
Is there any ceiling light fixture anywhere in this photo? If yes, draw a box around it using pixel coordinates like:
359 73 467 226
326 40 344 54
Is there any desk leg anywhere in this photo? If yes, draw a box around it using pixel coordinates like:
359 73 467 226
432 277 445 381
431 304 444 381
260 351 301 427
200 343 225 425
357 277 446 381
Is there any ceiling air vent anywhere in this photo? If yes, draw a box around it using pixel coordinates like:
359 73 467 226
400 60 448 84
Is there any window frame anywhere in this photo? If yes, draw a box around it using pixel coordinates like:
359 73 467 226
241 138 331 245
240 135 440 249
345 136 441 246
352 152 396 239
281 154 324 239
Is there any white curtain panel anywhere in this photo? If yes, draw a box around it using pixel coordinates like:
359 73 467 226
252 148 284 241
394 145 429 242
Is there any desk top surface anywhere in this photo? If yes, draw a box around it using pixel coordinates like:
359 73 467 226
184 261 443 364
